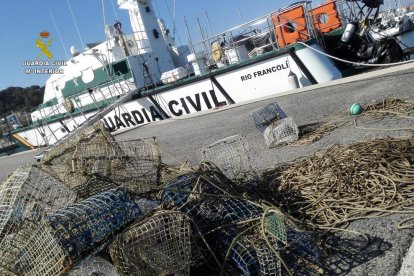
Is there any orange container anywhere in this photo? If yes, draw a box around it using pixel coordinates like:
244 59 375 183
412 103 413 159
273 5 310 48
310 1 342 34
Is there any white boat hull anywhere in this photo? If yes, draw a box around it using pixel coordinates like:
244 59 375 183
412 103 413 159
15 45 341 147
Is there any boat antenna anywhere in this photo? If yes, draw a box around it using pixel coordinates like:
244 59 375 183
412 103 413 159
164 0 183 45
173 0 177 39
66 0 85 50
184 16 195 54
102 0 107 39
197 18 205 41
110 0 119 21
205 12 214 39
49 10 69 60
238 7 245 24
164 0 176 39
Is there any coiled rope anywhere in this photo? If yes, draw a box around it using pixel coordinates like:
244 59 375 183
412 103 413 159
271 138 414 229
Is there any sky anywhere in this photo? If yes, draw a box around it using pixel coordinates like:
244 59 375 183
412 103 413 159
0 0 296 90
0 0 411 90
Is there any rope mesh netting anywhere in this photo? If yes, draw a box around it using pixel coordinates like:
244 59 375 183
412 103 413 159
265 138 414 229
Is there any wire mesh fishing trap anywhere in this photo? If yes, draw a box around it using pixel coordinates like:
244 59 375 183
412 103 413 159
41 122 115 165
200 135 257 182
69 257 119 276
109 210 192 276
72 177 119 200
40 122 116 188
14 222 68 276
0 165 76 274
263 117 299 148
9 188 149 276
252 102 287 133
71 138 162 193
46 188 143 259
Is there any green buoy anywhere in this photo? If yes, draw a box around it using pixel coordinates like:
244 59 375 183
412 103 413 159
349 103 363 115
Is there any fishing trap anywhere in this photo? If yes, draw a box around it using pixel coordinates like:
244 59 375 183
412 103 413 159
13 188 150 275
0 165 76 274
40 122 116 188
263 117 299 148
199 135 256 182
71 138 162 193
46 188 144 259
69 257 120 276
109 210 192 276
252 102 287 132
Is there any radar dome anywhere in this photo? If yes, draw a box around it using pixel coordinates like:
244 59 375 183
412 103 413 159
70 46 80 57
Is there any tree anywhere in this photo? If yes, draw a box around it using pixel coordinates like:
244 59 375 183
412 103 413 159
0 85 45 117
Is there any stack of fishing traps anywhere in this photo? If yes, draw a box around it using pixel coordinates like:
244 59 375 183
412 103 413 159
0 165 77 275
40 123 162 195
252 102 299 147
159 166 322 275
70 138 162 193
40 123 116 188
0 123 322 275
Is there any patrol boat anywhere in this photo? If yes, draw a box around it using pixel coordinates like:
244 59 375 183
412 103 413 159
8 0 402 147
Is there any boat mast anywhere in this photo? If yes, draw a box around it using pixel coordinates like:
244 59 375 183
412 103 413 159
117 0 174 76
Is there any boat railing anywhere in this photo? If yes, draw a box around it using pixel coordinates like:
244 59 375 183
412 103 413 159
35 73 136 147
188 1 345 74
189 10 285 72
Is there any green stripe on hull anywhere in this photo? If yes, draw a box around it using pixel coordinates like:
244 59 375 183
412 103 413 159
62 59 132 98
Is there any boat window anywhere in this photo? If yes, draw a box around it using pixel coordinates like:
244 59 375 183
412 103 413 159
113 60 129 76
284 21 297 33
318 13 329 24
